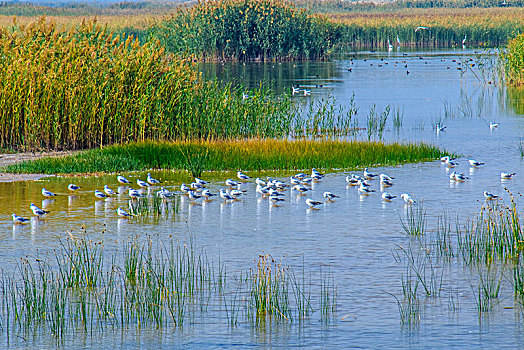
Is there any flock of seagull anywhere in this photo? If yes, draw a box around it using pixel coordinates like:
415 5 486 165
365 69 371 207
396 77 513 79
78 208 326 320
12 155 516 224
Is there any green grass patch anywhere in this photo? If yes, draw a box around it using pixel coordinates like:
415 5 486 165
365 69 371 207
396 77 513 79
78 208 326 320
2 139 448 175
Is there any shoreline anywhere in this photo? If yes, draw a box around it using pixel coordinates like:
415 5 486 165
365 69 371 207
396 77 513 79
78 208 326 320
0 151 71 182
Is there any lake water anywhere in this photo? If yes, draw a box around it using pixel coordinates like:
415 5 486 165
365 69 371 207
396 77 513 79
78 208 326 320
1 48 523 348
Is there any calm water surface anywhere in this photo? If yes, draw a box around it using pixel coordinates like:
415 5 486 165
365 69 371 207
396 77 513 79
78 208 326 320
1 49 523 348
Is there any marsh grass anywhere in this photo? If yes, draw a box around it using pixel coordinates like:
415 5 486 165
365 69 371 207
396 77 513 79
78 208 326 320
0 233 337 340
400 201 427 236
3 139 446 174
518 137 524 156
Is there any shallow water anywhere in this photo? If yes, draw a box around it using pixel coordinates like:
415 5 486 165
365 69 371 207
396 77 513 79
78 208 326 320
1 48 524 348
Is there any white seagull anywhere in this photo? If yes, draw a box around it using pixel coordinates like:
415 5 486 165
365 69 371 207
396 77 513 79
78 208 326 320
255 177 266 187
188 190 202 201
12 214 30 224
195 177 208 185
237 171 251 181
346 175 359 186
137 179 151 188
323 192 340 201
436 124 446 132
68 184 80 191
303 89 311 96
358 183 375 195
469 159 485 167
306 198 323 208
202 189 217 199
180 183 191 194
401 193 416 204
117 206 133 217
95 190 109 199
363 168 379 180
157 187 174 198
117 175 130 184
489 122 500 130
225 179 240 187
129 189 144 199
104 185 119 196
484 191 499 200
230 189 246 198
219 189 234 201
382 192 397 201
501 172 516 179
30 203 49 217
269 195 285 204
147 173 161 185
41 188 57 198
292 86 300 95
292 184 310 193
191 182 204 191
256 185 270 196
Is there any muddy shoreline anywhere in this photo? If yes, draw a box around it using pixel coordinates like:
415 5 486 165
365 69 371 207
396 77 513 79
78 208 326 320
0 151 72 182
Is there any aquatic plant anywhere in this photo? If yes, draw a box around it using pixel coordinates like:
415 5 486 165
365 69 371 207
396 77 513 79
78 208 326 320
150 0 342 60
400 201 427 236
3 139 447 174
0 233 337 341
0 18 293 151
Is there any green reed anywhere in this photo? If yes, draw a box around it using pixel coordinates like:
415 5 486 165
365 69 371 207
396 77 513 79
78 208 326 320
4 139 447 174
400 201 427 236
0 233 337 340
0 18 294 151
150 0 342 60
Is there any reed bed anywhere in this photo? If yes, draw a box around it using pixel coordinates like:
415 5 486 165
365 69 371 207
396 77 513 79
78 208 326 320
0 233 337 340
150 0 342 60
3 139 446 175
393 194 524 324
330 8 524 48
0 18 293 150
501 32 524 86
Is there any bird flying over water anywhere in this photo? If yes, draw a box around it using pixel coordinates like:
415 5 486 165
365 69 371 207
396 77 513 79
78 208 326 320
415 26 430 32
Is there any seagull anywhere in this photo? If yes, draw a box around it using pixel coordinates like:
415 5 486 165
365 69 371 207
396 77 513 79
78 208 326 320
191 182 204 191
415 26 430 32
387 39 393 50
469 159 485 167
462 34 467 45
129 189 144 199
292 86 300 94
306 198 323 208
188 190 202 201
180 183 191 194
323 192 340 201
137 179 151 188
12 214 30 224
202 189 217 199
255 178 266 187
268 188 284 197
382 192 397 201
311 173 323 181
157 187 174 198
440 156 455 162
95 190 109 199
117 206 133 217
290 176 301 185
436 124 446 132
68 184 80 191
42 188 57 198
256 185 270 196
451 172 469 182
30 203 49 217
117 175 130 184
230 189 246 198
400 193 416 204
147 173 161 185
312 168 324 177
444 158 459 168
104 185 119 196
301 177 313 184
489 122 500 130
195 177 208 185
295 173 307 179
358 183 375 195
357 179 372 188
379 174 395 186
397 35 401 46
484 191 499 200
303 89 311 96
501 172 516 179
269 195 285 204
225 179 239 187
363 168 378 180
293 184 310 193
219 189 234 201
237 171 251 181
346 175 360 186
242 92 249 100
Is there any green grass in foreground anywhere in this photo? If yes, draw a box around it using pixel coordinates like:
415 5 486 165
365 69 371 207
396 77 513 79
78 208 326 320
2 139 448 175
